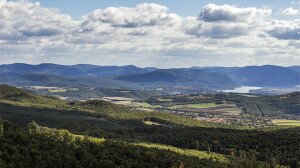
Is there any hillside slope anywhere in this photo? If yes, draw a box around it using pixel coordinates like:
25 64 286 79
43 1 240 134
289 66 300 74
201 65 300 87
0 74 143 89
0 63 157 77
0 121 270 168
116 68 238 89
0 85 299 167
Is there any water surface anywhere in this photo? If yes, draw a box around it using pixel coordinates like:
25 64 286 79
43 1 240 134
222 86 262 93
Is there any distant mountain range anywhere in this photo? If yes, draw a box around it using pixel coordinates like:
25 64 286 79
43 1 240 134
0 63 299 92
115 68 237 89
198 65 300 87
0 63 157 77
289 66 300 74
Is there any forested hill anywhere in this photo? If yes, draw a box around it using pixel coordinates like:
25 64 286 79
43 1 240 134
200 65 300 87
2 63 299 90
0 63 157 77
0 64 238 90
115 68 238 89
0 85 299 167
0 121 271 168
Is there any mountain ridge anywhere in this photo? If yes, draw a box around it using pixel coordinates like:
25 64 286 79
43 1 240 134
115 68 237 89
1 63 299 89
0 63 158 77
198 65 300 87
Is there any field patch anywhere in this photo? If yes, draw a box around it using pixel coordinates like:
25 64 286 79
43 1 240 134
143 120 163 126
100 96 161 111
134 142 229 164
168 103 241 115
169 103 219 109
272 120 300 126
100 97 135 101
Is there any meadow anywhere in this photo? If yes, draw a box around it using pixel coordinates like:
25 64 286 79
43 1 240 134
272 119 300 126
168 103 241 115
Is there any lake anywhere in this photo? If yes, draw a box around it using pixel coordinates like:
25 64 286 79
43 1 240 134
222 86 262 93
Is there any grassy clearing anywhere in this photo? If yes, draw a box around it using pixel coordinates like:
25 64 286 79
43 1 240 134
272 120 300 126
213 108 241 115
101 96 162 109
134 142 229 164
143 121 163 126
169 103 235 109
187 103 219 108
120 101 159 107
114 101 162 110
169 103 216 109
29 122 106 144
130 102 157 107
111 100 133 105
136 107 154 112
48 89 67 93
101 97 135 101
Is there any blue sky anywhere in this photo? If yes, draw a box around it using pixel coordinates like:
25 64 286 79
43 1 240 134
0 0 300 67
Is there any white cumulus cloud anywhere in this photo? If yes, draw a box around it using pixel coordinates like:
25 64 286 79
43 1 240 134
0 0 78 44
186 4 271 38
0 1 299 67
281 7 300 16
81 3 181 28
268 20 300 40
199 3 271 23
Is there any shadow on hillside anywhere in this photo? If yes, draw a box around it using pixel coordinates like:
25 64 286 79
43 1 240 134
0 101 299 166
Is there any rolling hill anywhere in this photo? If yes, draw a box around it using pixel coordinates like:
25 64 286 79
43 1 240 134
0 85 299 167
200 65 300 87
115 68 238 89
289 66 300 74
1 63 300 92
0 73 143 90
0 63 157 77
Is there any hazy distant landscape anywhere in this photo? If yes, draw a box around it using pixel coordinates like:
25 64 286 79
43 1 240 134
0 0 300 167
1 63 299 97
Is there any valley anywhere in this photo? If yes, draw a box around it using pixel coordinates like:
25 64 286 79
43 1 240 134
0 64 299 167
2 1 300 167
0 85 299 167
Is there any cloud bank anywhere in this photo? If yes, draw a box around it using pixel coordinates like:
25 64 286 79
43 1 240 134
0 0 299 67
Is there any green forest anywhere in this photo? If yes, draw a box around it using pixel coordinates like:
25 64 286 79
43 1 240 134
0 85 299 168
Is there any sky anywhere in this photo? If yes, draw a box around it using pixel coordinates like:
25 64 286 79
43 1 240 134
0 0 300 68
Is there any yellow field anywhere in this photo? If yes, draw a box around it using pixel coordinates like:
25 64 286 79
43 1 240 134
272 120 300 126
213 108 241 115
101 97 135 101
100 97 161 111
134 142 229 164
48 89 67 93
143 121 162 125
169 103 219 109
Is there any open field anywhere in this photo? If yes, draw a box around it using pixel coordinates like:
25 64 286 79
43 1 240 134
213 108 242 116
48 89 67 93
187 103 220 109
272 120 300 126
100 97 135 101
143 120 163 125
168 103 241 115
169 103 217 109
169 103 235 109
100 96 161 111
